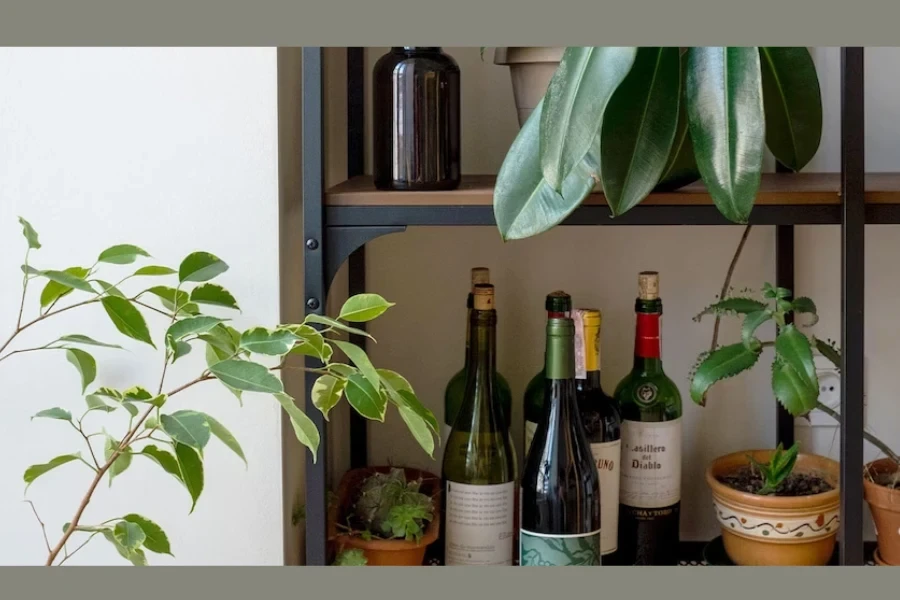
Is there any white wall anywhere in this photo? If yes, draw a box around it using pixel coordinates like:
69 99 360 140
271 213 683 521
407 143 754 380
336 47 900 542
0 48 282 565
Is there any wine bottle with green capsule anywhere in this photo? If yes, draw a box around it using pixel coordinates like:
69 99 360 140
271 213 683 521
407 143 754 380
442 283 517 566
520 316 601 566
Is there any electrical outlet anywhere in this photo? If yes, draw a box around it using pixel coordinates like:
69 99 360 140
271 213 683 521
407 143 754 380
795 353 867 428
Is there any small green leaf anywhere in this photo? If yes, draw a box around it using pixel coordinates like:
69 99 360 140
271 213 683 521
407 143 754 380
101 296 155 348
695 297 768 321
144 415 159 429
19 216 41 249
172 340 192 362
101 529 148 566
332 340 380 391
66 348 96 393
98 244 151 265
40 266 89 308
134 265 176 276
204 345 243 403
93 387 124 400
344 373 386 421
93 279 127 298
31 407 72 422
274 393 320 459
286 325 332 363
814 337 841 370
201 413 246 465
775 286 792 299
328 364 357 378
690 342 761 405
24 454 81 486
122 403 139 417
179 251 228 283
396 400 435 458
166 316 224 343
174 442 204 513
792 296 819 326
39 269 97 294
772 358 819 416
741 310 772 351
378 369 439 434
199 324 239 355
304 315 374 341
333 548 367 566
160 411 211 449
397 390 439 436
240 327 299 356
85 395 116 413
122 386 153 401
122 514 172 555
775 324 817 385
57 334 122 349
141 445 185 486
310 374 346 420
144 286 189 311
190 283 240 310
114 520 146 550
337 294 395 322
105 437 132 484
209 359 283 394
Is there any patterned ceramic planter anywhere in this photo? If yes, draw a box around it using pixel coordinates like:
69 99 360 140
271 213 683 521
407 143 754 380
863 458 900 566
706 450 840 566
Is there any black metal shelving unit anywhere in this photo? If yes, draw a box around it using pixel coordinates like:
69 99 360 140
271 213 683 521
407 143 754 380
300 46 875 566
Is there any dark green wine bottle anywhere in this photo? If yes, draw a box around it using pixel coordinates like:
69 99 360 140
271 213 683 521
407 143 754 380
442 284 516 566
523 291 572 460
614 272 682 566
443 267 513 446
573 309 622 561
520 317 601 566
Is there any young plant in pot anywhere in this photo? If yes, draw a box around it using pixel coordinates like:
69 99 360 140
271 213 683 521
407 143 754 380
329 467 440 566
691 282 900 565
490 47 822 242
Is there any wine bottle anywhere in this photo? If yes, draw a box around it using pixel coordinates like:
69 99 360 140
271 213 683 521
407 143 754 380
523 291 572 460
520 317 601 566
442 284 516 566
573 309 622 561
614 272 682 566
443 268 513 447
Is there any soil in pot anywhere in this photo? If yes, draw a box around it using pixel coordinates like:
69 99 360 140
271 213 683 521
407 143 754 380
717 466 835 496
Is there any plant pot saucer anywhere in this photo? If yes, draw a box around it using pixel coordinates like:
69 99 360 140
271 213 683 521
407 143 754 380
702 536 842 566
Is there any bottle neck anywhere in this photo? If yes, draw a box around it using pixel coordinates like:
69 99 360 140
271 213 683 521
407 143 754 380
465 310 497 393
633 309 663 374
544 329 578 428
463 293 473 363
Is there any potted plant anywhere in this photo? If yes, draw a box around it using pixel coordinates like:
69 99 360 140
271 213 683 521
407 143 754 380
488 47 565 127
328 466 440 566
491 47 823 242
691 280 900 565
4 217 438 565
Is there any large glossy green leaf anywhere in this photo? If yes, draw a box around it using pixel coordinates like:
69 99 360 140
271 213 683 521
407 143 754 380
772 358 818 416
101 296 155 348
493 100 597 241
655 50 701 191
601 47 681 216
274 393 320 460
759 47 822 171
774 324 817 384
686 47 765 224
540 46 637 190
690 342 761 405
40 266 89 308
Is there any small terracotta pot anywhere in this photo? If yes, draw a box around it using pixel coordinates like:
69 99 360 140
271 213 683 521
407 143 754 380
863 458 900 566
706 450 840 566
493 47 564 127
328 466 441 566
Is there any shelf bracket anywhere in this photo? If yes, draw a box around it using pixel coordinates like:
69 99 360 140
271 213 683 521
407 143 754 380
324 225 406 287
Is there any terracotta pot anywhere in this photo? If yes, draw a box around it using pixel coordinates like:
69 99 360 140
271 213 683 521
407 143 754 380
493 47 564 127
328 466 441 566
864 458 900 566
706 450 840 566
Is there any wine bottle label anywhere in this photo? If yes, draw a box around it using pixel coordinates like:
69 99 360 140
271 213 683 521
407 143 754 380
519 529 601 566
445 480 515 566
590 440 621 555
524 420 537 456
619 419 681 508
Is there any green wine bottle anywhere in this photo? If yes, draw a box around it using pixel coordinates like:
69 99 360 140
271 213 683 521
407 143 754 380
443 267 513 447
442 283 517 566
520 317 601 566
573 308 622 561
614 272 682 566
523 291 572 460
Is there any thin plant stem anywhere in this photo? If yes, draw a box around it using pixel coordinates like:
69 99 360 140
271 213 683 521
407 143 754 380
25 500 51 554
711 224 753 352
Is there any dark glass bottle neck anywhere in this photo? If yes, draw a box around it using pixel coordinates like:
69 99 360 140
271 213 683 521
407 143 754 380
582 369 603 390
633 298 663 374
393 47 442 54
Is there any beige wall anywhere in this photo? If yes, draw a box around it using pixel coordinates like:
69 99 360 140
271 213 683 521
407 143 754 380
287 47 900 557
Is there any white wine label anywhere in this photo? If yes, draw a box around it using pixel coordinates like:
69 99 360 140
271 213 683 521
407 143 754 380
524 420 537 457
445 480 515 566
620 419 681 509
519 529 601 566
591 440 621 555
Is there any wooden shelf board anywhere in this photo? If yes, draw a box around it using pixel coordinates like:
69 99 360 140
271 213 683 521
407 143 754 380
326 173 900 207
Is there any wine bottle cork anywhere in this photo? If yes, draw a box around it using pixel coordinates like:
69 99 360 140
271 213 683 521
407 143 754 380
472 283 495 310
471 267 490 286
638 271 659 300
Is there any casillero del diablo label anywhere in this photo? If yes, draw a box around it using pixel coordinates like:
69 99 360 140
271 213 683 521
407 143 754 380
620 419 681 508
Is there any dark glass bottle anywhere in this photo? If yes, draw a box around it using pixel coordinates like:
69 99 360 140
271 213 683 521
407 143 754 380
372 47 461 191
520 317 601 566
614 272 682 566
573 309 622 562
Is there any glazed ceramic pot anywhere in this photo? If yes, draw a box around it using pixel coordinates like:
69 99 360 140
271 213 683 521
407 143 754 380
493 47 565 127
863 458 900 566
328 466 441 566
706 450 840 566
